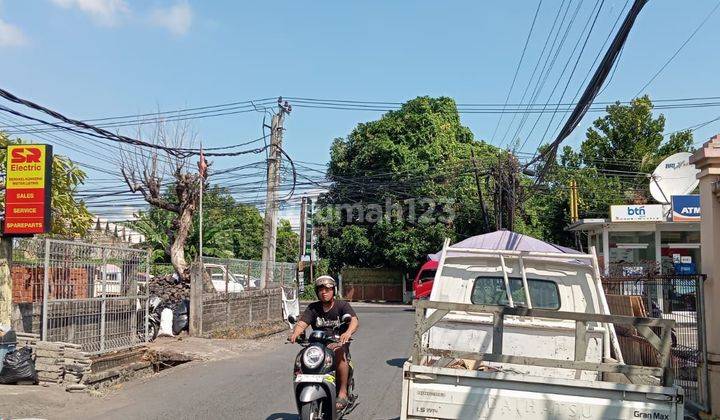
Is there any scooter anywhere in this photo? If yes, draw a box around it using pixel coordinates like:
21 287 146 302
288 314 357 420
146 296 163 341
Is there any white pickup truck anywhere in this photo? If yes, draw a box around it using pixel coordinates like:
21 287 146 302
400 241 684 419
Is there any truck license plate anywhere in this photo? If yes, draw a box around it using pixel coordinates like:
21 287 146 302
295 374 325 383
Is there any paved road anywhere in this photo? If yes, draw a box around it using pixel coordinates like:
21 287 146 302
56 304 414 420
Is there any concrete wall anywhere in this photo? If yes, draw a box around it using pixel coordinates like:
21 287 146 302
201 288 283 334
11 301 42 334
341 267 405 302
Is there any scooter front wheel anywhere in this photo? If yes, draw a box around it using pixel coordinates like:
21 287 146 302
300 398 328 420
148 323 159 342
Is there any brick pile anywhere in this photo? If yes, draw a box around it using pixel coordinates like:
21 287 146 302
11 267 89 304
16 333 92 385
11 266 43 303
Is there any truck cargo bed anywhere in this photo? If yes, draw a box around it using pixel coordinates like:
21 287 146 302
401 362 683 420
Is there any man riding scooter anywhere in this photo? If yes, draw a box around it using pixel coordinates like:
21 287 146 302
289 276 359 411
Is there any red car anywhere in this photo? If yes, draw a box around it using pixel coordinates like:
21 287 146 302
412 260 438 300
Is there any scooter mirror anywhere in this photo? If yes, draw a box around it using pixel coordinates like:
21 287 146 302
341 314 352 324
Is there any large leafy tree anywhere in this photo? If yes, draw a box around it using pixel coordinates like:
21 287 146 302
523 96 694 246
317 96 505 272
0 133 93 236
580 96 693 176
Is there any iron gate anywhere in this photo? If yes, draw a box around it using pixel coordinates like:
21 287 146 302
602 274 708 412
41 239 150 354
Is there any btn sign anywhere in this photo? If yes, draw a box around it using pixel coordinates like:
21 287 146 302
4 144 53 235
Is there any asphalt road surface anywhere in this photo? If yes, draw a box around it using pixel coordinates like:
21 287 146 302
55 303 414 420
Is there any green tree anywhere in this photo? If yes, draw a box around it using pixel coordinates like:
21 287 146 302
579 96 693 183
317 96 505 272
276 219 299 263
130 206 172 263
131 185 298 263
523 96 694 246
0 133 93 237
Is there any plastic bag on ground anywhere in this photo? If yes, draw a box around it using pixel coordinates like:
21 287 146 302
0 347 38 384
158 307 175 337
172 300 189 336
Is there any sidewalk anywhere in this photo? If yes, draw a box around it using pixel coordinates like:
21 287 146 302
146 331 288 363
0 383 93 419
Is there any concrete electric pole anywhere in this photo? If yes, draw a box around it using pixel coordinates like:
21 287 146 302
260 98 291 288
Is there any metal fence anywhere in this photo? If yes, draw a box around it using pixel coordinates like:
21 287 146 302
602 274 707 412
202 256 296 290
11 238 150 354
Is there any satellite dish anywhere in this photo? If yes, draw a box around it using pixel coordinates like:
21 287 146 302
648 152 699 204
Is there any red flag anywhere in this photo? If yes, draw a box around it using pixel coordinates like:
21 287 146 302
198 148 208 179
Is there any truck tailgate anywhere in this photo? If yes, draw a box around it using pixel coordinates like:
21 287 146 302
402 363 683 420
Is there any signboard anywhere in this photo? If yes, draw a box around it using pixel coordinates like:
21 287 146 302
671 194 700 222
4 144 52 235
610 204 665 222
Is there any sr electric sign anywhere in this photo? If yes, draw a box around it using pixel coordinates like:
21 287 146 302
4 144 52 235
610 204 665 222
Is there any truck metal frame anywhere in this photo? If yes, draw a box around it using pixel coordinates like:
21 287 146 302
412 299 676 386
402 243 684 419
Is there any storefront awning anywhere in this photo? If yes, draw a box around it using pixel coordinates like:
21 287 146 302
566 218 607 232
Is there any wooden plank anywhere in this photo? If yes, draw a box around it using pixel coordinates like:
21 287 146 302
657 327 673 377
492 312 504 355
606 295 634 316
574 321 588 362
414 300 676 329
418 309 449 336
636 325 662 353
412 304 426 362
518 256 532 309
589 247 625 365
630 296 646 317
574 320 588 379
424 349 665 379
498 255 514 307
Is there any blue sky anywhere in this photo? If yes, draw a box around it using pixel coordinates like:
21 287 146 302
1 1 719 220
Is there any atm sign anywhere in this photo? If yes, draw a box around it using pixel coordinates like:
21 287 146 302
4 144 52 235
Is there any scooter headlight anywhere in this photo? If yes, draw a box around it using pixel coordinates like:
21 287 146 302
302 345 324 369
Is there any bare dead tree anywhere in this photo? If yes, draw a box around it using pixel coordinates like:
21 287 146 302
120 120 204 282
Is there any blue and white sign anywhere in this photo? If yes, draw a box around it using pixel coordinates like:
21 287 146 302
672 195 701 222
610 204 665 222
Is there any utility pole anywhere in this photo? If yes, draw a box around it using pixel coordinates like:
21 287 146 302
309 225 314 283
198 145 208 264
569 179 578 223
470 149 490 233
299 197 307 261
261 98 291 289
569 179 583 251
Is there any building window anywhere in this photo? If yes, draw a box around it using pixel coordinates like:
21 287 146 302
471 277 560 310
608 231 656 264
660 230 700 244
